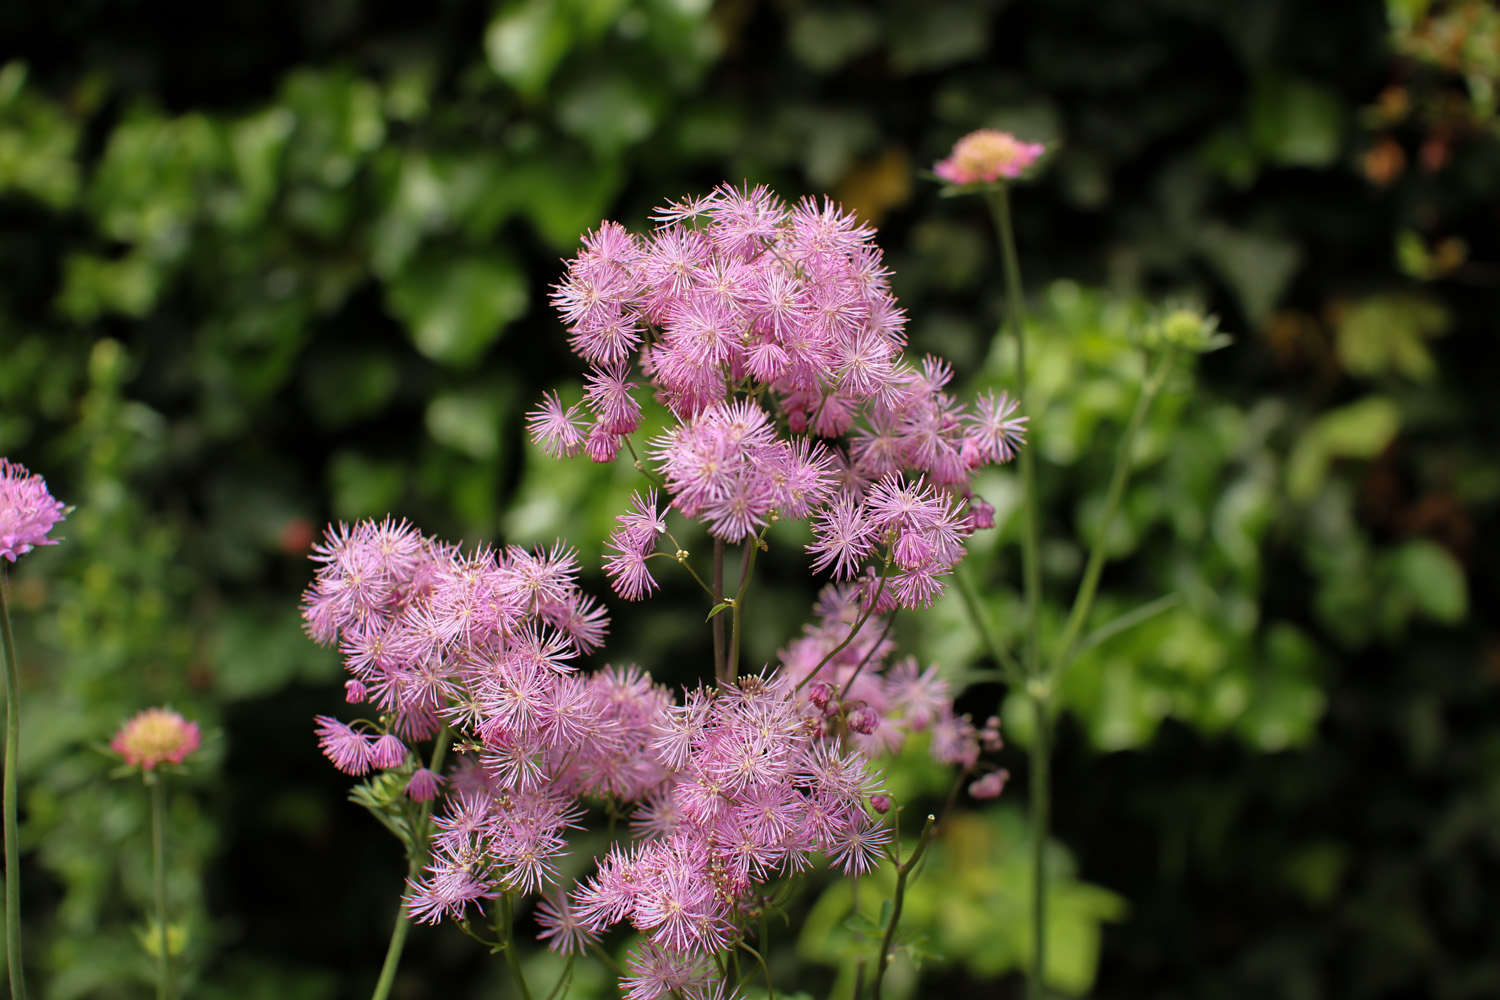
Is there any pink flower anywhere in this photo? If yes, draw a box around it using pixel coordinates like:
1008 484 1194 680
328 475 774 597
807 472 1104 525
111 708 201 770
0 458 67 563
405 767 443 802
933 129 1046 185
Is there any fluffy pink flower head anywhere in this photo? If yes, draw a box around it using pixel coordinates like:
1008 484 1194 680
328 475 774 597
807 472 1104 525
0 458 67 563
934 129 1045 185
111 707 201 770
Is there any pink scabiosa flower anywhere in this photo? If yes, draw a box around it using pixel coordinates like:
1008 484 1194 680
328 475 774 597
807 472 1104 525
0 458 67 563
934 129 1046 185
110 708 202 771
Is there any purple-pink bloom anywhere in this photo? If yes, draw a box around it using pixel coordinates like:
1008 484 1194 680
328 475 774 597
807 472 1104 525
0 458 67 562
406 767 443 802
314 715 373 775
370 732 408 769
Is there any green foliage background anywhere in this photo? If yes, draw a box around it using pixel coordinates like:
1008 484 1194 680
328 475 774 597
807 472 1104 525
0 0 1496 997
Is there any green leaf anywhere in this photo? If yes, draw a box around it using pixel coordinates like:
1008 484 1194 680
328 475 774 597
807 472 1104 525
1393 540 1468 624
385 252 528 365
1334 293 1449 381
1286 396 1400 501
1248 75 1345 167
705 600 734 621
485 0 574 98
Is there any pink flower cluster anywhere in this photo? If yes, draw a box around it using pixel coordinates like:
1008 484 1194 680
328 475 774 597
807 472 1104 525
534 185 1025 607
0 458 67 563
781 584 993 765
301 515 1011 1000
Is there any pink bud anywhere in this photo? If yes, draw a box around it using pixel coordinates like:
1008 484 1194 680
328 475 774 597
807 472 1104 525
969 496 996 531
847 705 880 735
405 767 443 802
981 715 1004 752
870 794 892 814
370 733 408 769
809 682 834 710
344 679 368 703
968 769 1009 800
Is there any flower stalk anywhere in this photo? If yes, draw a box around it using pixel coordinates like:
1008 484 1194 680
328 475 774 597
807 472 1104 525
1 577 27 1000
150 777 171 1000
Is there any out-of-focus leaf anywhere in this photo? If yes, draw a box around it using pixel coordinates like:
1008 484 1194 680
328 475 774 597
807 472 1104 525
1392 540 1468 624
1248 75 1345 167
1334 293 1449 381
385 252 528 365
1286 396 1400 501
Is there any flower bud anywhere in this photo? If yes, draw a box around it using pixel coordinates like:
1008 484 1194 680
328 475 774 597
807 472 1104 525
344 679 368 703
847 705 880 735
370 732 409 769
968 769 1009 800
405 767 443 802
870 794 892 814
981 715 1004 753
808 682 834 710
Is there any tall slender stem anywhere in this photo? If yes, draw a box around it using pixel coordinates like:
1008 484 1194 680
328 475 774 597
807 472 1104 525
150 778 171 1000
870 814 936 1000
500 896 535 1000
370 730 450 1000
1050 347 1177 677
0 576 27 1000
1027 696 1050 1000
986 187 1042 683
712 539 727 682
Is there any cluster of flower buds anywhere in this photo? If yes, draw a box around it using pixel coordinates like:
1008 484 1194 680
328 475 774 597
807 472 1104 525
781 585 983 764
532 186 1026 610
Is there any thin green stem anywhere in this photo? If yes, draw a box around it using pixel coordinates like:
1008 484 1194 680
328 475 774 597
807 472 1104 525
1 576 27 1000
727 520 774 684
543 955 576 1000
1026 695 1052 1000
712 539 727 682
835 612 896 702
737 941 774 999
1050 347 1177 677
622 436 666 488
794 557 891 693
951 563 1024 686
499 895 535 1000
587 940 624 977
151 778 171 1000
986 186 1042 681
1060 592 1182 680
370 730 451 1000
870 814 936 1000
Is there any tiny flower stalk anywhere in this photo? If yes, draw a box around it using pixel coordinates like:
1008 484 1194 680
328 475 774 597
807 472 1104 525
0 457 68 1000
111 707 202 1000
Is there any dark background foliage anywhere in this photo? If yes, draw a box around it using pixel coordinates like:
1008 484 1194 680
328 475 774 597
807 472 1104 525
1 0 1496 997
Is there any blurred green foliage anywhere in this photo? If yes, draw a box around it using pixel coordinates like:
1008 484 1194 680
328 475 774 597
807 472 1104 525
0 0 1495 997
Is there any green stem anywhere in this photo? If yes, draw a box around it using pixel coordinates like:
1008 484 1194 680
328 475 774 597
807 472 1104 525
986 186 1042 682
1050 347 1177 677
728 521 774 684
1027 696 1051 1000
794 557 891 693
870 814 936 1000
951 563 1024 686
151 779 171 1000
370 730 450 1000
0 576 27 1000
500 896 535 1000
712 539 727 683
